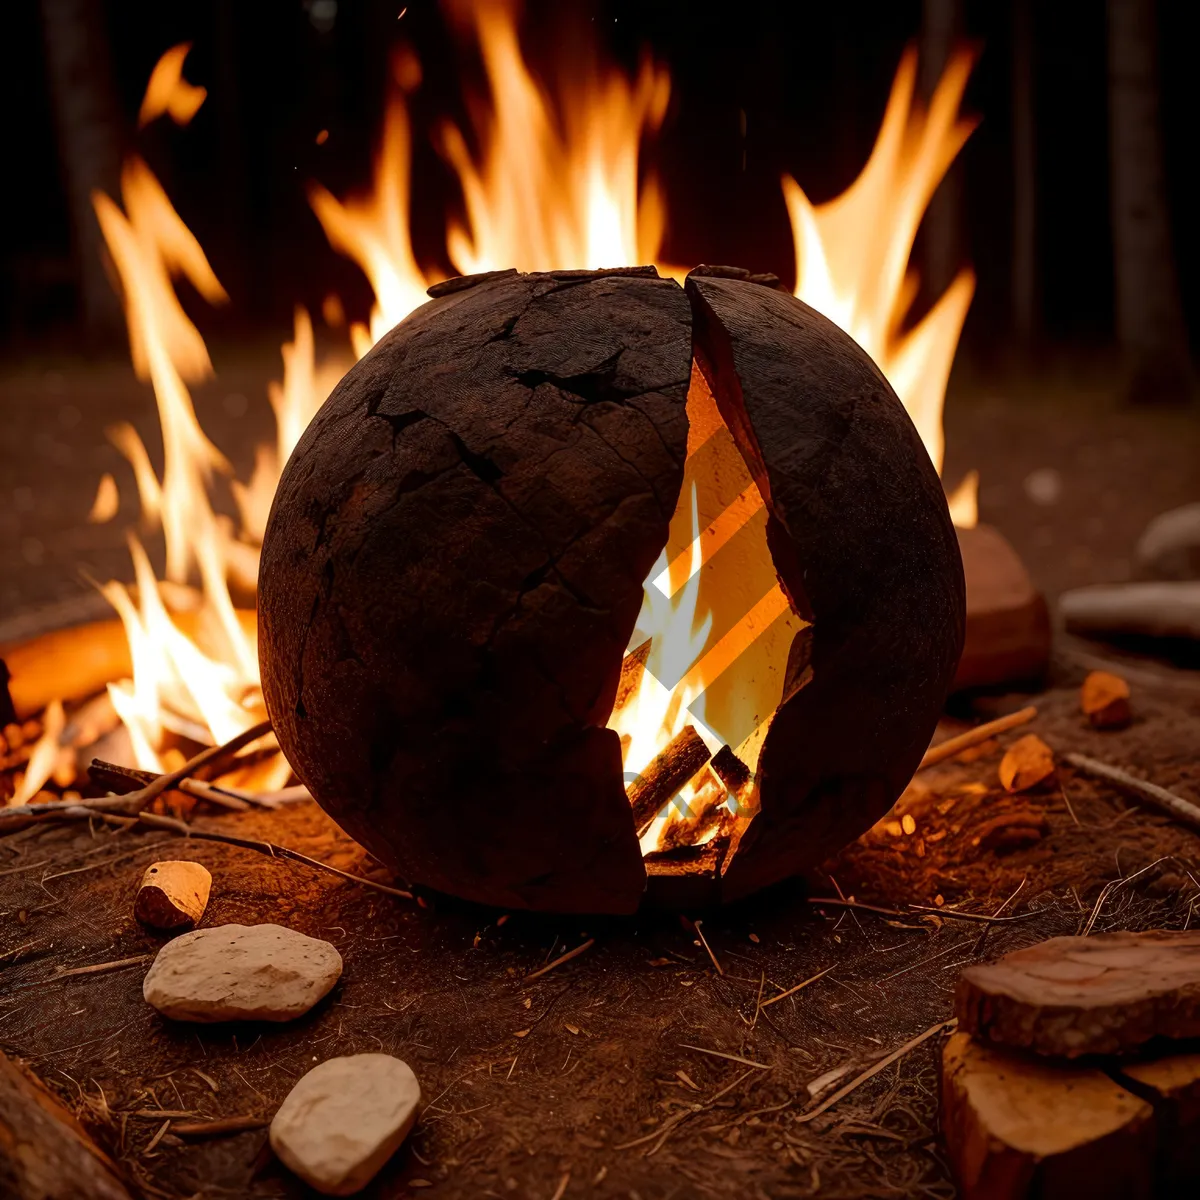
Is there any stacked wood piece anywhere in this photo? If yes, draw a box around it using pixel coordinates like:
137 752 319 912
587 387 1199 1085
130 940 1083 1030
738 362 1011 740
943 931 1200 1198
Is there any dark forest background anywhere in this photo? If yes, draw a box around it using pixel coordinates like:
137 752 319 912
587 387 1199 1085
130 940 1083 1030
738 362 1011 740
4 0 1199 397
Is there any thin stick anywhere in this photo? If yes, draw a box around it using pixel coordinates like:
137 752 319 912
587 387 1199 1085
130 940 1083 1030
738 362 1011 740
53 954 155 980
918 706 1037 770
761 965 833 1009
792 1019 957 1125
0 720 274 832
524 938 595 982
133 812 412 899
171 1116 267 1138
693 919 724 976
1065 752 1200 833
677 1044 771 1070
808 897 1036 925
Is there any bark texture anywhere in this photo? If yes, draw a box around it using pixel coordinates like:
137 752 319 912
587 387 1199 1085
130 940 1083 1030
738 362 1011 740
957 930 1200 1057
0 1050 132 1200
259 270 691 912
260 269 964 911
1107 0 1193 402
941 1032 1155 1200
687 276 964 900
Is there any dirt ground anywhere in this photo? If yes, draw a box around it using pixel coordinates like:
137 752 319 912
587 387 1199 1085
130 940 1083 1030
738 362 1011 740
2 351 1200 1198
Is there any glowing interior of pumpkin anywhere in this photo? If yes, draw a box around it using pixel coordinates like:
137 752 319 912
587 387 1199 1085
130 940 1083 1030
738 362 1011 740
607 363 810 855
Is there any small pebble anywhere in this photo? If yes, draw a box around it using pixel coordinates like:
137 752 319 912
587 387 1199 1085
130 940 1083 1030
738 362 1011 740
135 860 212 930
270 1054 421 1195
1080 670 1132 729
999 734 1055 793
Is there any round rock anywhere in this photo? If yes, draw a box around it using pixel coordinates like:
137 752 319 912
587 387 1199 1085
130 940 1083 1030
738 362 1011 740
142 923 342 1023
134 860 212 930
270 1054 421 1195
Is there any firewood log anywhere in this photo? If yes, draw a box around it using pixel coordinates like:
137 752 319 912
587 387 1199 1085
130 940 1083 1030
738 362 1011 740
627 725 711 828
956 930 1200 1057
1120 1052 1200 1188
941 1032 1155 1200
0 1050 133 1200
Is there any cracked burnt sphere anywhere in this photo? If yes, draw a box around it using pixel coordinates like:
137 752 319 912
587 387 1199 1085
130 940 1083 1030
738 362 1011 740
259 267 965 914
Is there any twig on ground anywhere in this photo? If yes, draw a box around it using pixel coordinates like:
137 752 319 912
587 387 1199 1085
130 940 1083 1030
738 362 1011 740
171 1115 268 1138
133 812 413 899
0 720 274 833
792 1019 957 1125
761 966 834 1009
677 1044 770 1070
693 919 724 976
525 938 595 982
1065 752 1200 833
808 897 1035 925
1082 856 1174 936
615 1066 763 1154
918 707 1037 770
53 954 155 980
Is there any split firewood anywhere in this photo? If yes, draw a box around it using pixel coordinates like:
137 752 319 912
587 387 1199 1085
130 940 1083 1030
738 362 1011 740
941 1032 1155 1200
612 640 651 713
1119 1052 1200 1188
134 860 212 931
627 725 711 828
1080 670 1132 729
1 1049 134 1200
998 734 1055 793
956 930 1200 1057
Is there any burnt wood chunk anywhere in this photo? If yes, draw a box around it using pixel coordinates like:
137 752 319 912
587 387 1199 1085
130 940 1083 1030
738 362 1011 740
259 270 693 913
627 725 712 828
0 1050 133 1200
686 274 964 901
710 745 751 795
612 640 652 713
956 930 1200 1058
940 1032 1156 1200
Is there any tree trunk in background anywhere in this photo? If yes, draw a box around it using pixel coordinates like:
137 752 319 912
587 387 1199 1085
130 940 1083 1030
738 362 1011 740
920 0 965 303
1011 0 1037 353
1107 0 1193 402
38 0 124 344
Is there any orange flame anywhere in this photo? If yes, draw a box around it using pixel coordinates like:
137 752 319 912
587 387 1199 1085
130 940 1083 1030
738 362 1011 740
138 42 207 130
79 28 977 819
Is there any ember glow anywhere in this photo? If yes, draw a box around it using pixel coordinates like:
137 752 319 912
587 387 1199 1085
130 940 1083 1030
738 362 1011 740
43 17 977 827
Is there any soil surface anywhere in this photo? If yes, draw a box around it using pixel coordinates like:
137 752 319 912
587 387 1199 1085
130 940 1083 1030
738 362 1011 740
1 672 1198 1200
2 351 1199 1197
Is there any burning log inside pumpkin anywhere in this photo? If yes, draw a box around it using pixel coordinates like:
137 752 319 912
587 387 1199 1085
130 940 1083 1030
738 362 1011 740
255 266 964 913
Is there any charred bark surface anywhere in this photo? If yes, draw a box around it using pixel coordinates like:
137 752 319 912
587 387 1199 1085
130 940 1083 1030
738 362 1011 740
259 270 691 913
687 275 964 900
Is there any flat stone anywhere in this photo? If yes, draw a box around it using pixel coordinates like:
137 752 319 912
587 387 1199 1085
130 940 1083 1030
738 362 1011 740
1060 581 1200 643
270 1054 421 1195
143 923 342 1023
1136 503 1200 580
956 930 1200 1057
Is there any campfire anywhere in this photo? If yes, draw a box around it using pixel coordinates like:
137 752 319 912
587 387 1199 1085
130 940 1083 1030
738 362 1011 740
2 10 977 853
6 8 1200 1200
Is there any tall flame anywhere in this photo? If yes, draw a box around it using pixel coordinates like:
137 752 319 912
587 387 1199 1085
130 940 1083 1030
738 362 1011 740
783 46 977 513
80 26 977 812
